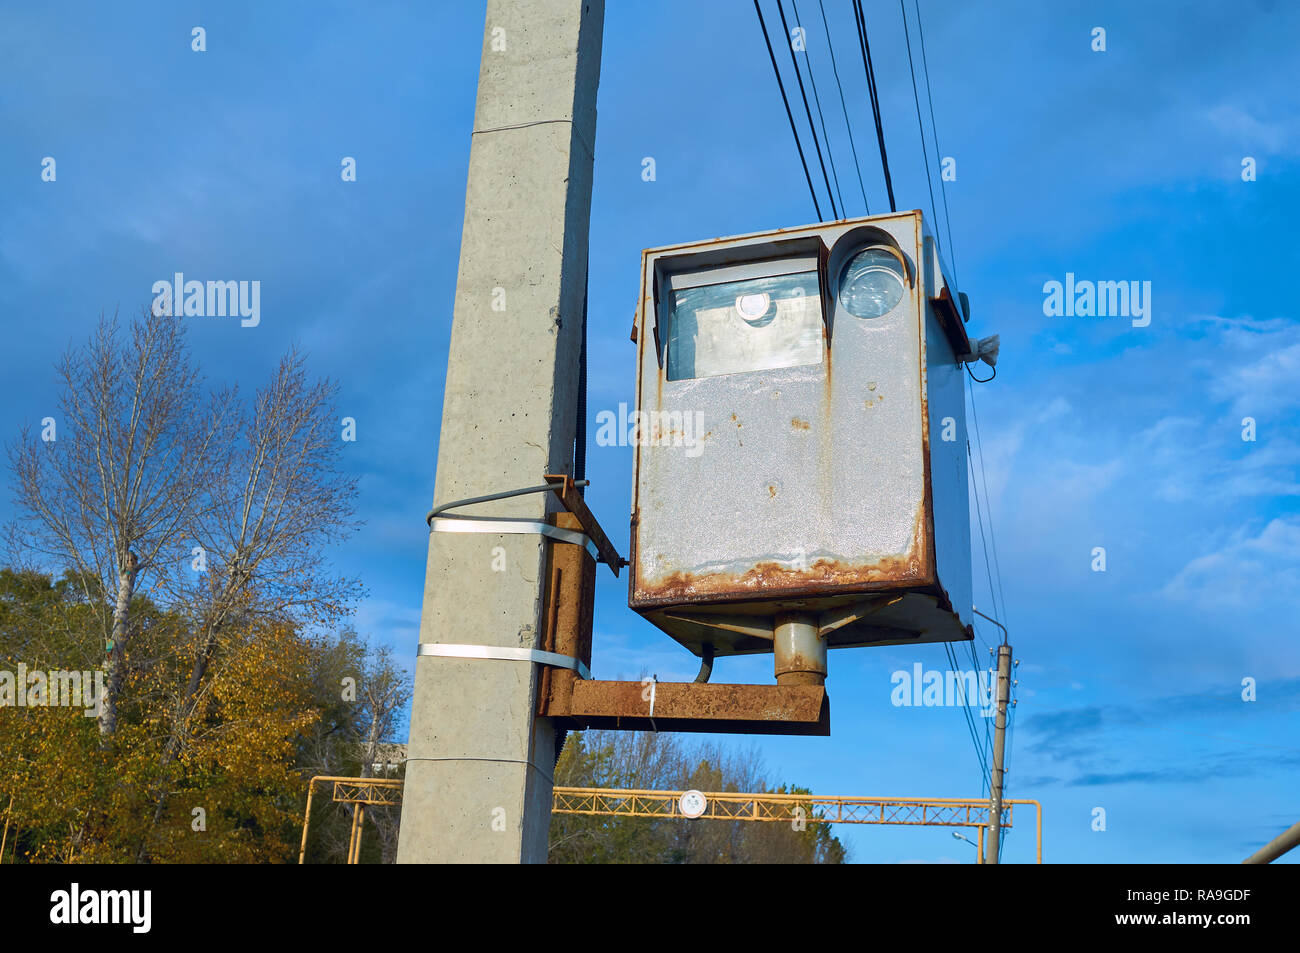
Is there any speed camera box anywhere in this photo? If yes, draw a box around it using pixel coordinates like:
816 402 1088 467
627 211 975 659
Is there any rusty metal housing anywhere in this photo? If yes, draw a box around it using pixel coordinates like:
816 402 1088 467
628 211 975 669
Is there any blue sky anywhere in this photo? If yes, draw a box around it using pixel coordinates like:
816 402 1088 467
2 0 1297 863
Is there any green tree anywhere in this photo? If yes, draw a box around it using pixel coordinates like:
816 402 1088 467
0 567 405 863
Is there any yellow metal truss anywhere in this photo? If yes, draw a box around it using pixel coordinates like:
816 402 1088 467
550 788 1041 863
298 776 404 865
298 778 1042 863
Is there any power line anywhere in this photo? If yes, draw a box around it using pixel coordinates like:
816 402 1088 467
913 0 960 293
791 0 845 217
775 0 838 219
753 0 823 220
815 0 869 214
944 638 991 795
851 0 896 211
752 0 1002 822
967 437 1001 629
967 374 1009 629
964 372 1014 858
898 0 939 247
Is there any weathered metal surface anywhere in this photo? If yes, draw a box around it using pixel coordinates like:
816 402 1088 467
544 473 623 576
929 285 971 357
537 512 596 719
773 611 825 685
558 681 829 736
644 591 961 658
627 211 972 659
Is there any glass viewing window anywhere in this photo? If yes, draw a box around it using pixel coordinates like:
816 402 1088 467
837 246 906 320
665 271 823 381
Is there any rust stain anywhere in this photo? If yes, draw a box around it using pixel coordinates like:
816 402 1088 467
635 483 933 608
636 549 927 607
823 315 833 396
915 258 937 577
562 680 829 735
767 484 778 498
820 307 833 492
791 417 810 430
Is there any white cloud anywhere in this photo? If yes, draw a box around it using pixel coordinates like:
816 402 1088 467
1192 317 1300 416
1161 517 1300 609
1204 105 1294 155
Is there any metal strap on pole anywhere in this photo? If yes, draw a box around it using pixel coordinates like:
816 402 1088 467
417 642 592 681
429 515 599 563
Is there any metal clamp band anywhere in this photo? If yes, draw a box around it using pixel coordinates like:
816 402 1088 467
429 516 599 563
417 642 591 681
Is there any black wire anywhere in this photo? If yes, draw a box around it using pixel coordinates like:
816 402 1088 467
754 0 823 220
791 0 845 217
775 0 838 219
852 0 896 212
946 640 991 777
970 636 994 771
965 362 995 383
575 269 587 494
967 373 1009 627
966 437 1001 629
815 0 869 214
944 639 990 794
899 0 939 248
850 0 882 194
914 0 960 294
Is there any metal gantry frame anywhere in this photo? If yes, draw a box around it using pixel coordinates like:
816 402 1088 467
551 787 1041 864
298 776 403 865
298 775 1042 863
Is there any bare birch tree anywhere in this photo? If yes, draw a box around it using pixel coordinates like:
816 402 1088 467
10 306 369 860
7 310 227 737
136 349 362 860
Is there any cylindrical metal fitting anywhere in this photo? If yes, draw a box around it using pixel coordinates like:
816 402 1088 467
773 611 826 686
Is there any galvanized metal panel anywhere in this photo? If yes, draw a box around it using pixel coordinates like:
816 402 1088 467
633 214 928 600
627 212 973 655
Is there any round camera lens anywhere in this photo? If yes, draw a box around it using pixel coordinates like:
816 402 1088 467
838 247 905 319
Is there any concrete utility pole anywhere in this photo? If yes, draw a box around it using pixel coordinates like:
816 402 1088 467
1243 818 1300 864
984 643 1012 864
397 0 604 864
